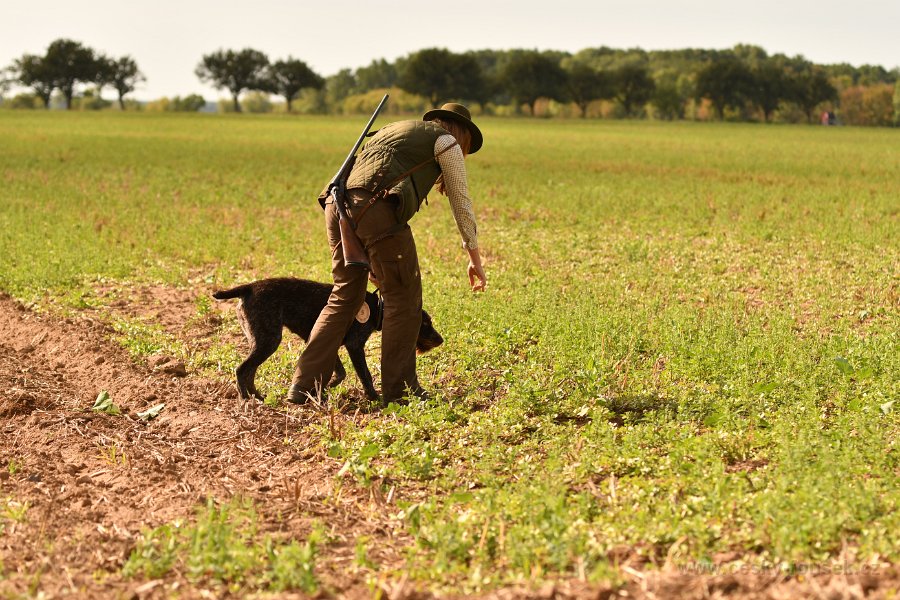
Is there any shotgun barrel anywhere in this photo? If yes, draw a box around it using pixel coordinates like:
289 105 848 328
328 94 389 269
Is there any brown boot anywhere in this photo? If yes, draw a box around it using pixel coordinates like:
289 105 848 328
287 383 325 405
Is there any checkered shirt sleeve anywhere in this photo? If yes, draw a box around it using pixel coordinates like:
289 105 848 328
435 134 478 250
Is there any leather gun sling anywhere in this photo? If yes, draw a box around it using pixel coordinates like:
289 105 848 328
353 140 460 224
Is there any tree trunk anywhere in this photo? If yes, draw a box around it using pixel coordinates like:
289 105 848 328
118 92 126 111
62 84 74 110
232 93 242 113
286 96 293 113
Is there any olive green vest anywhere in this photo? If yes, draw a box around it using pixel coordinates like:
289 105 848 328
346 120 449 224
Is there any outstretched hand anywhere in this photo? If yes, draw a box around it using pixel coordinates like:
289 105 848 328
468 262 487 292
466 247 487 292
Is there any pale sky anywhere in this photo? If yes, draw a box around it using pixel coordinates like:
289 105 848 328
3 0 898 101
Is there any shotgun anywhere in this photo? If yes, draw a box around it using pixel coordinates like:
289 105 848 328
327 94 389 269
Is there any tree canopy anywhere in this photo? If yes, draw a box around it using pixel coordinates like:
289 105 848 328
564 61 614 117
612 63 656 117
267 57 324 112
695 56 755 120
750 61 790 122
13 54 55 108
501 50 568 115
195 48 270 113
110 56 146 110
44 39 96 109
789 65 839 123
397 48 483 108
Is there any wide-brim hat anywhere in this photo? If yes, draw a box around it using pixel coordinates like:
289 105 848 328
423 103 483 154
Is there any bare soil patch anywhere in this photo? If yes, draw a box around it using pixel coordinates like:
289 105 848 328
0 293 407 598
92 282 243 347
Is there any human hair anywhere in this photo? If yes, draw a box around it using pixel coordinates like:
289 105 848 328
429 116 472 156
428 116 472 195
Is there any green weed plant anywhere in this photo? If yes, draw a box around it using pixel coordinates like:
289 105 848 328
123 497 320 593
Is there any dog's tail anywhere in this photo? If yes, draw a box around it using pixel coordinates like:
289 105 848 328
212 283 253 301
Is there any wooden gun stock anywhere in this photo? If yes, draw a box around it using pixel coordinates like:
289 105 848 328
334 189 370 269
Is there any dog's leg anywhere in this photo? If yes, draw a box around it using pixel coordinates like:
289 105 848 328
329 357 347 388
345 343 378 400
236 358 262 400
236 330 282 400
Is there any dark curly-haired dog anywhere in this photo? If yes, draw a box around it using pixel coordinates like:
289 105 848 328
213 277 443 401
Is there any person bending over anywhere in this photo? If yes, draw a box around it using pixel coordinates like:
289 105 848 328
290 102 487 404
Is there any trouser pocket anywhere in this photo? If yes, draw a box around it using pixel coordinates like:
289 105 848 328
368 229 418 291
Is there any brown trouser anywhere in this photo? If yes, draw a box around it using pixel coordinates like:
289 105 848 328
292 190 423 401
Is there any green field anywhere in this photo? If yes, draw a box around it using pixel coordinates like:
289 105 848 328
1 111 898 592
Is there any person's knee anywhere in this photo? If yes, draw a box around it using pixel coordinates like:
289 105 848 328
381 300 422 324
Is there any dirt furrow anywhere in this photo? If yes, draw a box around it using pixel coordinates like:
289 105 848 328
0 294 404 597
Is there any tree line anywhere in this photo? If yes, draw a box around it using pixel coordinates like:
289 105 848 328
4 39 144 109
4 40 898 126
333 45 897 125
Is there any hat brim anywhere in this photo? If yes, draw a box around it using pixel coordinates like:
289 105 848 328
423 108 483 154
